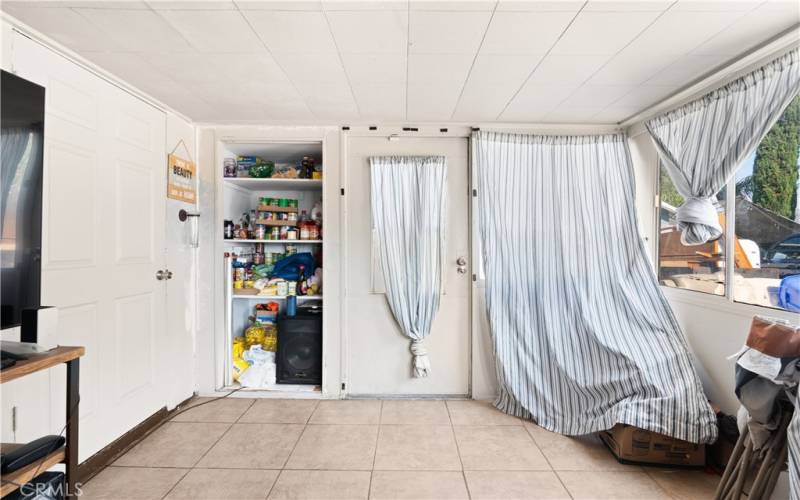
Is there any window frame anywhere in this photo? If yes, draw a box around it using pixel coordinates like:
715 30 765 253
655 161 799 322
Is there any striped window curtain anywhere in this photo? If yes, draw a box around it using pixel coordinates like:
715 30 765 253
474 131 717 443
370 156 447 378
646 48 800 246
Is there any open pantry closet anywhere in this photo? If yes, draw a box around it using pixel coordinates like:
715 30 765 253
217 139 325 394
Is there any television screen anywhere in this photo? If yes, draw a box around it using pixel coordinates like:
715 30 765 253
1 70 45 330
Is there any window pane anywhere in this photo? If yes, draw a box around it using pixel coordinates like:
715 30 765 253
733 95 800 312
658 166 727 296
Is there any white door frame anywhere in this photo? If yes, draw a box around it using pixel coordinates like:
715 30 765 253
339 125 475 398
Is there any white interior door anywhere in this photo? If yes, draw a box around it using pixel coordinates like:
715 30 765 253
345 136 470 396
9 32 167 459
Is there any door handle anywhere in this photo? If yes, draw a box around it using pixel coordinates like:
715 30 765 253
156 270 167 281
166 270 173 280
456 256 467 266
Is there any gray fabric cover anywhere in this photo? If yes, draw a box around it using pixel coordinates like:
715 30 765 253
474 131 717 443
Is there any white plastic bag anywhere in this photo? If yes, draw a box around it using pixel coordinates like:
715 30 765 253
239 345 277 388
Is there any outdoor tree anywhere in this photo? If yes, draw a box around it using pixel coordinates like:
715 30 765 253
752 94 800 220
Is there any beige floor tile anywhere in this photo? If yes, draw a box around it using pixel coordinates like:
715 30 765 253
268 470 371 499
308 400 381 425
197 423 304 469
374 424 462 471
79 466 188 499
446 400 522 426
114 422 230 468
464 471 571 499
454 425 550 471
285 424 378 470
171 397 254 423
239 399 319 424
558 471 671 499
647 469 720 500
381 400 452 425
524 422 637 471
165 468 278 499
370 471 469 500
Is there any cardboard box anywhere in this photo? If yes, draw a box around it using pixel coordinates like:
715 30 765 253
599 424 705 468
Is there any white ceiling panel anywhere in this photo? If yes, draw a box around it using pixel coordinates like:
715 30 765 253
466 53 542 87
407 83 461 121
235 0 322 9
587 48 678 85
352 84 406 120
9 1 149 8
272 52 349 85
559 84 636 108
0 6 125 51
544 107 604 122
147 1 236 9
609 85 677 108
205 52 290 83
528 54 610 84
672 0 760 12
551 11 663 55
591 105 641 123
480 11 575 54
326 10 408 54
410 0 495 11
80 51 174 94
583 1 672 11
76 8 194 52
409 10 492 54
323 0 407 10
452 82 518 121
500 84 578 121
407 53 474 85
624 10 746 56
242 10 337 53
295 83 360 119
692 3 800 56
157 10 264 52
496 0 583 12
341 53 407 84
646 53 729 86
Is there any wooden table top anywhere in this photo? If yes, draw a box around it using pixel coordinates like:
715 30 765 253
0 346 85 384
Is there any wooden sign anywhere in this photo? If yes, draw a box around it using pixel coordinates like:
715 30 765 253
167 153 196 203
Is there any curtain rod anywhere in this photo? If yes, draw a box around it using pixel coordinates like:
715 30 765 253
620 24 800 130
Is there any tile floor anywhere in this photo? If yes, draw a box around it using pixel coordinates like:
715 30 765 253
81 398 720 500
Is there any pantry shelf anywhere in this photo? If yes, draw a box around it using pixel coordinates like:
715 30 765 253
223 178 322 191
232 294 323 301
223 240 323 244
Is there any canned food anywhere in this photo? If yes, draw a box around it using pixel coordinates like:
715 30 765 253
255 225 266 240
278 198 289 207
277 281 288 297
287 281 297 296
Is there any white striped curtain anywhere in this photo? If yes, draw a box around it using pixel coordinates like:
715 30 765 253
646 48 800 246
370 156 447 378
474 132 718 443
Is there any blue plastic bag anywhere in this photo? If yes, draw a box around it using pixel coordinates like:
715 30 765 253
777 274 800 312
271 252 316 281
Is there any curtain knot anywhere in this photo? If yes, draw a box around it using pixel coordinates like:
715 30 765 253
410 339 431 378
676 196 722 246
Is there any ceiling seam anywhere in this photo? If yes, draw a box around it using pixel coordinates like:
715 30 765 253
540 1 678 123
447 0 499 122
233 4 318 121
493 1 588 121
321 5 363 121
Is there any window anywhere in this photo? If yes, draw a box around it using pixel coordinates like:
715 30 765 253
658 94 800 313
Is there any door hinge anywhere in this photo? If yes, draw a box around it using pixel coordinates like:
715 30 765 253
341 382 346 391
472 189 477 197
11 406 17 432
472 274 477 282
340 188 345 196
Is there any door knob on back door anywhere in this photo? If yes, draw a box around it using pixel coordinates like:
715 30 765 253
155 270 167 281
456 256 467 266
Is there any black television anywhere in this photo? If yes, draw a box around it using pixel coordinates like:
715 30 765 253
1 70 45 330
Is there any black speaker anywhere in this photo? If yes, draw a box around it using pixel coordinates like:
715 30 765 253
276 309 322 385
